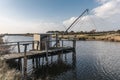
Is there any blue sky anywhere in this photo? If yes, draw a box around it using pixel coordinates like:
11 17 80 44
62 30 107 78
0 0 120 33
5 0 97 21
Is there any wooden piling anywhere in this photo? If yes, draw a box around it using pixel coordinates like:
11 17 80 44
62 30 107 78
17 42 20 53
42 57 44 66
56 33 58 48
65 53 67 62
32 41 34 50
58 52 62 63
51 55 53 63
45 40 48 64
38 57 41 66
36 57 38 68
23 44 29 80
72 51 76 69
36 41 39 50
62 40 63 47
17 42 22 71
32 58 35 68
73 40 76 49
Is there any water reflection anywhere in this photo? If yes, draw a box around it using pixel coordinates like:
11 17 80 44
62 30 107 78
30 52 76 80
75 41 120 80
4 36 120 80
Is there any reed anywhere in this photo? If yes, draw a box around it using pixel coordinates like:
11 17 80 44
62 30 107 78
0 37 21 80
56 33 120 42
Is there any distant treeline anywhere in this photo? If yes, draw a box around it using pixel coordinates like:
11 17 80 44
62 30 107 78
47 30 120 35
3 33 33 37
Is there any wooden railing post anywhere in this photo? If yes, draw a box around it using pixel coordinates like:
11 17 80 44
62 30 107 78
23 43 29 80
17 42 20 53
32 41 34 50
36 41 39 50
62 40 63 47
45 40 48 63
56 33 58 48
17 42 22 72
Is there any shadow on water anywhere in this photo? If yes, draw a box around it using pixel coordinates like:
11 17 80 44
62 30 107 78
7 51 77 80
32 61 73 80
30 52 77 80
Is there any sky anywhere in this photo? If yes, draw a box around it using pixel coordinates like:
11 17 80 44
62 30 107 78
0 0 120 33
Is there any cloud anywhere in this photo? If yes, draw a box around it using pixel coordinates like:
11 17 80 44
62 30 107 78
0 0 120 33
63 17 77 27
0 16 64 33
96 0 111 4
93 0 120 18
0 0 65 33
63 0 120 31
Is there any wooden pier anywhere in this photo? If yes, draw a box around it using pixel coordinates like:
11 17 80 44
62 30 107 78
0 33 76 80
2 47 74 60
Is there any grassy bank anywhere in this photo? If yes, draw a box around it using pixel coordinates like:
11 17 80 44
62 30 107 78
52 33 120 42
0 37 21 80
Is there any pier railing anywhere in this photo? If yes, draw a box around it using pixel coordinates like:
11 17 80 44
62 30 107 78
0 39 76 53
0 39 76 80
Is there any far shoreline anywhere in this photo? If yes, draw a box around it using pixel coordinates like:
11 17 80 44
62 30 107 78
51 31 120 42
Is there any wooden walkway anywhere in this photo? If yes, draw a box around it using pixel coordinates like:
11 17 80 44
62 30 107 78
2 47 74 60
0 34 76 80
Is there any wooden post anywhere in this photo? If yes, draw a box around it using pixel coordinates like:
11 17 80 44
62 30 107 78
39 41 41 50
72 51 77 80
36 41 39 50
58 52 62 63
39 57 41 67
62 40 63 47
45 40 48 64
73 40 76 49
32 41 34 50
32 58 35 69
65 53 67 62
42 57 44 66
72 51 76 69
56 33 58 48
17 42 20 53
36 57 38 68
17 42 22 71
61 50 63 59
51 55 53 63
23 44 29 80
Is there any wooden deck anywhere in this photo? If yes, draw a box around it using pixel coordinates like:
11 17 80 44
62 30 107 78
0 34 77 80
2 47 74 60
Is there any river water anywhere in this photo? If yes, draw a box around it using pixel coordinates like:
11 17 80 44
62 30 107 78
3 36 120 80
